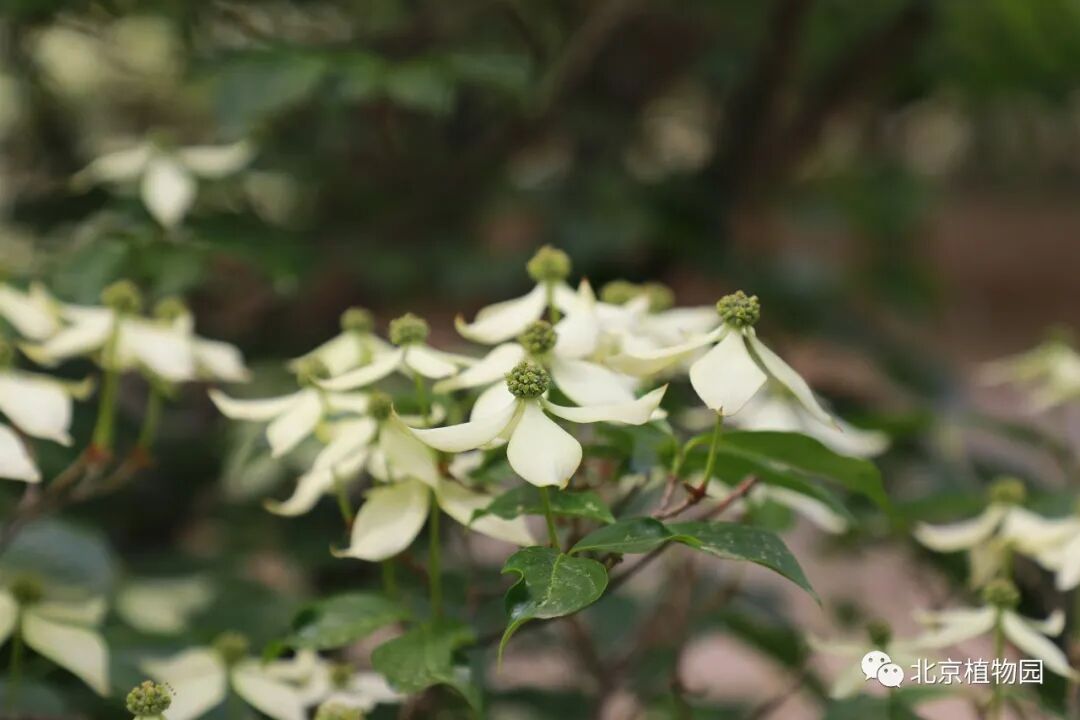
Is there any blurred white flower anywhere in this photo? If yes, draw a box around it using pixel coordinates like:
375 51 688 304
157 299 249 383
411 361 665 488
143 634 308 720
0 578 110 695
981 336 1080 411
261 651 402 713
702 475 850 535
289 307 392 377
116 576 214 635
74 139 254 227
0 282 61 341
609 291 834 424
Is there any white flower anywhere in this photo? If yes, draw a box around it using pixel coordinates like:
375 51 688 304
209 386 371 458
608 291 834 424
115 575 214 635
0 282 60 340
981 336 1080 410
0 423 39 482
411 361 666 489
702 475 850 535
74 138 254 227
0 362 84 482
161 302 249 383
1014 514 1080 591
0 579 110 695
334 417 533 561
317 313 472 392
142 634 308 720
288 307 393 377
912 581 1075 679
261 651 402 713
725 391 889 459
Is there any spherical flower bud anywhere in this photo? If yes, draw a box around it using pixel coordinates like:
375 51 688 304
153 297 189 322
518 320 557 356
981 578 1020 609
10 574 43 605
600 280 640 306
329 662 353 689
126 680 172 717
368 391 393 421
213 631 250 667
341 307 374 334
295 357 330 386
989 477 1026 506
101 280 143 315
526 245 571 283
389 313 429 346
867 620 892 649
716 291 760 329
315 702 363 720
506 360 550 399
641 282 675 312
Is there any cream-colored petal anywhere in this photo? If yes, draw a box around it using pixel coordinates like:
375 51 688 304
313 419 378 471
318 350 403 391
34 596 107 626
410 400 519 453
21 314 112 366
0 284 59 340
232 662 308 720
267 390 323 457
507 402 582 488
455 284 548 345
141 154 197 227
542 385 666 426
689 331 766 415
115 577 213 635
553 292 600 360
194 338 250 382
332 672 403 710
403 345 460 379
606 328 722 377
911 607 997 649
334 480 430 561
143 649 227 720
1002 612 1076 678
1001 508 1080 555
265 468 340 516
0 590 16 646
22 609 109 695
641 306 720 345
324 392 371 415
470 382 518 424
746 334 834 427
0 422 39 482
1051 537 1080 591
1026 609 1066 637
118 319 197 382
74 144 150 184
379 418 439 487
177 140 255 178
291 333 368 377
549 358 638 406
209 389 303 421
436 479 534 545
913 506 1006 552
763 486 849 534
434 343 524 393
0 372 73 444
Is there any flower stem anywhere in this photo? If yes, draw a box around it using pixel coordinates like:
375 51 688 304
332 470 353 524
382 559 398 599
545 281 561 323
137 385 163 450
539 486 561 550
92 323 123 452
6 625 23 712
991 611 1005 720
694 412 724 494
429 493 443 619
413 372 430 423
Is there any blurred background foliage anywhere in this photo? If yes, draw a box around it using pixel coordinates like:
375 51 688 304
3 0 1080 717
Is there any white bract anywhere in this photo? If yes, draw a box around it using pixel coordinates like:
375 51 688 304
0 582 110 695
142 635 309 720
74 138 254 227
0 359 83 482
115 575 214 635
164 305 250 383
411 361 666 488
702 475 850 535
981 337 1080 411
289 307 392 377
1013 513 1080 591
261 651 402 713
334 417 533 560
0 282 60 340
608 291 834 423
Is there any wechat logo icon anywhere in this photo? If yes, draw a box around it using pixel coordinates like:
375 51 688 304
862 650 905 688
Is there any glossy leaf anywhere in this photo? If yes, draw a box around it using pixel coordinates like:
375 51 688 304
285 592 408 650
475 486 615 525
371 620 479 708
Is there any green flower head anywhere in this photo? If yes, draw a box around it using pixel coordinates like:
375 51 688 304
295 357 330 386
506 360 550 399
315 702 364 720
526 245 571 283
641 282 675 312
716 291 760 329
101 280 143 315
989 477 1027 506
981 578 1020 609
368 391 393 421
866 619 892 649
341 307 374 334
518 320 557 356
153 296 189 322
600 280 640 306
213 631 250 667
330 662 353 689
126 680 173 717
389 313 429 346
9 574 43 606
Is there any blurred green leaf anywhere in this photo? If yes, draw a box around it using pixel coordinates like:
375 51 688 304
284 592 408 650
475 486 614 525
371 620 479 709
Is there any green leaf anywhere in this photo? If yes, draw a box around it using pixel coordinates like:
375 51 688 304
285 592 408 650
500 547 608 659
0 519 115 594
716 431 888 510
371 620 480 709
475 486 615 524
668 521 817 600
570 518 674 554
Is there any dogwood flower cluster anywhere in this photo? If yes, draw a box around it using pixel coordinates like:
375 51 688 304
981 334 1080 411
